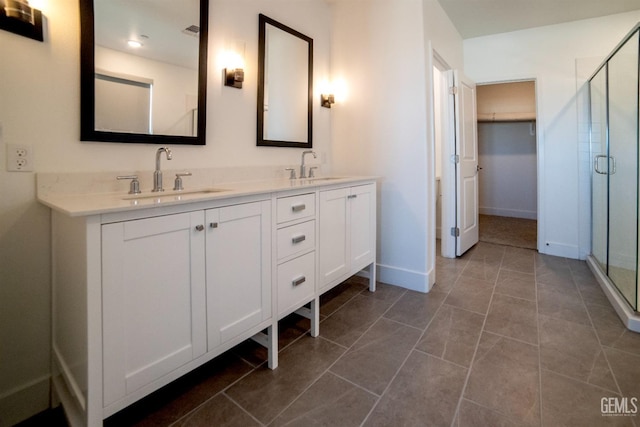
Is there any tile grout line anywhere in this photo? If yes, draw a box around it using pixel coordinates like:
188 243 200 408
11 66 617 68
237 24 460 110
169 281 371 426
222 391 269 426
357 275 461 426
167 362 264 427
449 245 506 427
569 262 632 422
261 283 408 426
535 252 545 427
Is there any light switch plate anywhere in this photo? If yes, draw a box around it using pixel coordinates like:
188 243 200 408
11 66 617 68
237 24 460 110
7 143 33 172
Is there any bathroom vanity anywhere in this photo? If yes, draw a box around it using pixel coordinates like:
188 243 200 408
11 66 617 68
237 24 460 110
38 173 376 426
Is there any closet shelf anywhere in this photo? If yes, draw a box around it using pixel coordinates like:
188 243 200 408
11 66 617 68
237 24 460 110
478 112 536 122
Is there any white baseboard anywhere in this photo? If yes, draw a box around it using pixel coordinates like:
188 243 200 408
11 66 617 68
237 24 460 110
479 207 537 220
377 263 432 293
0 375 50 426
538 241 580 259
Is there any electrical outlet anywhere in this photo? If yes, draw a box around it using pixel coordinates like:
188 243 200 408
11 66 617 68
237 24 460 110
7 144 33 172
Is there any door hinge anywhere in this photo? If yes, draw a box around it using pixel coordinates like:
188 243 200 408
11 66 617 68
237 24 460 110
449 86 458 95
451 155 459 164
451 227 460 237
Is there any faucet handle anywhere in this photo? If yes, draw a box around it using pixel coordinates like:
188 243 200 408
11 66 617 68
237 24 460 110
285 168 297 180
308 167 318 178
117 175 141 194
173 172 192 191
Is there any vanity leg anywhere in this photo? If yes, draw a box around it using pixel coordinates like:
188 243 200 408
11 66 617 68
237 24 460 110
267 324 278 370
310 297 319 338
250 326 278 369
368 262 377 292
294 298 320 338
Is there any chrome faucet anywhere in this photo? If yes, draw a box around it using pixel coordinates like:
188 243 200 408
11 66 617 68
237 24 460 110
300 150 317 179
152 147 172 192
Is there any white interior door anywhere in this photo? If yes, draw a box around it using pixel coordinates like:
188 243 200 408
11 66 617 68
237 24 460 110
452 70 479 255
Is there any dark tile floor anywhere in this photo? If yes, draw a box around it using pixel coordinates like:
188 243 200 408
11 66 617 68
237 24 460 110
28 242 640 426
479 214 537 250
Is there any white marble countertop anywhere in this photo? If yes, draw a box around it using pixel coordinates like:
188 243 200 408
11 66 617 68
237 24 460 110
37 175 376 217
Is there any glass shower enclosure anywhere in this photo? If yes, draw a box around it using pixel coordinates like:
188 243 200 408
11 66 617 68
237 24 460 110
588 23 640 331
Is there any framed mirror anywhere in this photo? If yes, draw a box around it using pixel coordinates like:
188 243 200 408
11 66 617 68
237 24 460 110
80 0 208 145
257 14 313 148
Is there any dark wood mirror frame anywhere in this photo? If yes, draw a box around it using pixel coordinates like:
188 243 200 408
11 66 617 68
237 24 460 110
257 14 313 148
79 0 208 145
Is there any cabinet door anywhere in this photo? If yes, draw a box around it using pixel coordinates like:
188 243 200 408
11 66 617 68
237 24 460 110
102 211 206 406
206 200 271 350
319 188 349 286
350 184 376 271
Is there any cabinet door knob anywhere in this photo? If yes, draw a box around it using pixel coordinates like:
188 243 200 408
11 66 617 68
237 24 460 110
195 224 204 231
292 276 306 287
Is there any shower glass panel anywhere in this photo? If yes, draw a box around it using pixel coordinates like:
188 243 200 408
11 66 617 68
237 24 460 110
607 31 639 309
590 67 608 273
589 25 640 313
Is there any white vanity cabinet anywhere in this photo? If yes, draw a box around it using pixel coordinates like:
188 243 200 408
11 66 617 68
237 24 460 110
319 183 377 293
206 201 272 350
40 175 376 427
101 211 207 407
100 199 273 412
275 193 318 328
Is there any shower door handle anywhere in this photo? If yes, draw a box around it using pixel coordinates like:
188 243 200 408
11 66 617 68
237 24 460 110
610 156 616 175
594 155 607 174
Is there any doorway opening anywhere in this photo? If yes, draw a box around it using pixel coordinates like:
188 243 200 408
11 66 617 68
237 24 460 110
476 81 538 250
433 73 539 259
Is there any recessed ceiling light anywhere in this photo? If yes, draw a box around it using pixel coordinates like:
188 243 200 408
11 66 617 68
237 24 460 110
127 40 143 48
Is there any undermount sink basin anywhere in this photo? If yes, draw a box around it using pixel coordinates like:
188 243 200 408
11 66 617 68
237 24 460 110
304 177 344 182
122 188 228 201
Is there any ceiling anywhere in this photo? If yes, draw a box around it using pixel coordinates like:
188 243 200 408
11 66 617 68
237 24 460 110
436 0 640 39
94 0 200 69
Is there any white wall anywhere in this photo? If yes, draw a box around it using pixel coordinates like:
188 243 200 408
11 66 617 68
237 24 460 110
464 11 640 258
0 0 331 424
95 46 199 136
330 0 463 291
478 122 537 219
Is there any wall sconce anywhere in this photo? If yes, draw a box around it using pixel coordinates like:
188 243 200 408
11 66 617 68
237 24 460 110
224 68 244 89
320 94 335 108
0 0 44 41
221 41 245 89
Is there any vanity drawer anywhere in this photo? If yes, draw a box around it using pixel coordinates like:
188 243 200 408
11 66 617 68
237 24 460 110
278 251 315 316
276 193 315 224
277 220 315 261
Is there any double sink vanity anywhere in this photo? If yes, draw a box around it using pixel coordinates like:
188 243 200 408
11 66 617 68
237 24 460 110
62 1 370 424
38 161 377 426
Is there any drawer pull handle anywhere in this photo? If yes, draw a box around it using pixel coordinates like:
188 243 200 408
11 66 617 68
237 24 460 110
348 194 358 199
292 234 306 244
292 276 306 287
210 222 218 228
291 203 306 212
195 224 204 231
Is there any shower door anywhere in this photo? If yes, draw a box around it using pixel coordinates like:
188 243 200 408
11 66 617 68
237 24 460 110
607 31 639 309
590 29 639 310
591 67 607 273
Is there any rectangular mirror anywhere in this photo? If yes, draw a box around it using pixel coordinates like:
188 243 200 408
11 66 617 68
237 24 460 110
80 0 208 145
257 14 313 148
